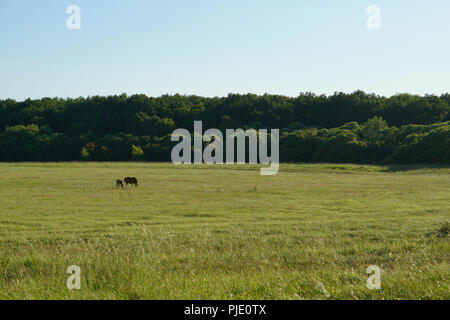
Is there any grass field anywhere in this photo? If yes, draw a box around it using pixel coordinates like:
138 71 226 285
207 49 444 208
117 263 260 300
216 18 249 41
0 162 448 300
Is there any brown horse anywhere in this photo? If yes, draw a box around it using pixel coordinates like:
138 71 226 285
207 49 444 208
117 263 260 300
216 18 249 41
124 177 138 187
116 179 123 188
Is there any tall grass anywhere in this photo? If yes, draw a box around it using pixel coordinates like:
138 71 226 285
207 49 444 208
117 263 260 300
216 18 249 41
0 163 448 299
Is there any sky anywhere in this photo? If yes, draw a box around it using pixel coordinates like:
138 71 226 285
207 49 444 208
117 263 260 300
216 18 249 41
0 0 449 101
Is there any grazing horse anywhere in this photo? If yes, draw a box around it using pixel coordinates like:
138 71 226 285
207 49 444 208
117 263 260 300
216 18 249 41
124 177 138 187
116 179 123 188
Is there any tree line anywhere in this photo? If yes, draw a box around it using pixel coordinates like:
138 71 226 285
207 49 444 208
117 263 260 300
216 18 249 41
0 91 449 164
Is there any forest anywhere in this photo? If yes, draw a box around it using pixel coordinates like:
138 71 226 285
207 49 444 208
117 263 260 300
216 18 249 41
0 91 449 164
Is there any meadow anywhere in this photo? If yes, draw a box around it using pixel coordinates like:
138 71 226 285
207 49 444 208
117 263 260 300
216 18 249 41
0 162 448 300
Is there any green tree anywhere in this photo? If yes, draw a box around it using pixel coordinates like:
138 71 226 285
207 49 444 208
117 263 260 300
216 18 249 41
131 145 145 161
80 147 89 161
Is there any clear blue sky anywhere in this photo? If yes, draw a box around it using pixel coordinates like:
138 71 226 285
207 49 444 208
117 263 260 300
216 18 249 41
1 0 449 101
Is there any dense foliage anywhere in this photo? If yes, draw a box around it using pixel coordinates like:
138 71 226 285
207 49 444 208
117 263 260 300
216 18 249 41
0 91 449 163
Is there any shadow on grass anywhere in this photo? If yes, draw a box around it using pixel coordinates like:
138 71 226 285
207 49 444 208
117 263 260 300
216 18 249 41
382 164 450 172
